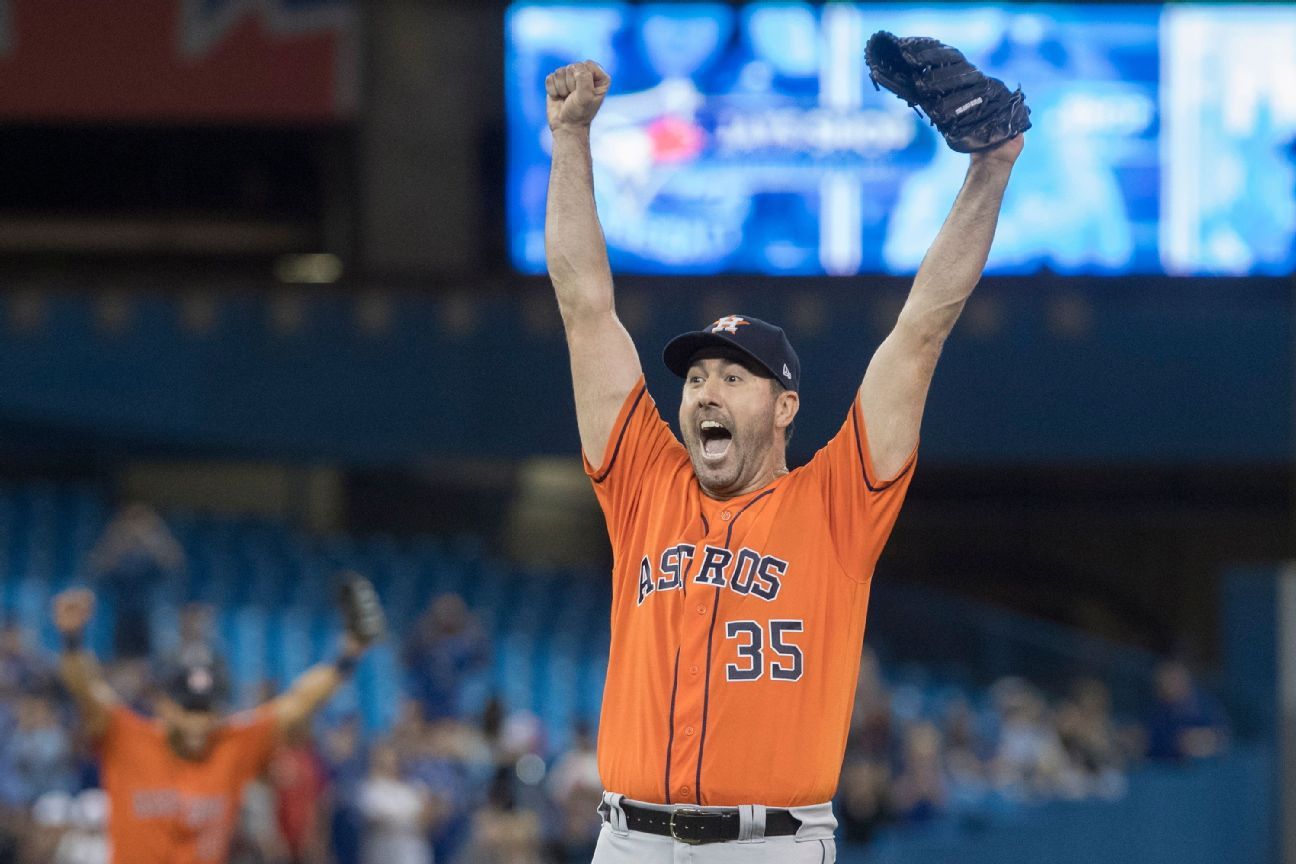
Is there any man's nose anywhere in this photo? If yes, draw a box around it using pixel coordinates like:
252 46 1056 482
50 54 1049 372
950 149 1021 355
696 376 723 406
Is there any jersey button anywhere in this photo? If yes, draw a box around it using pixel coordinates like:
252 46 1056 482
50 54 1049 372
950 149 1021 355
680 786 690 797
685 725 694 736
696 604 707 615
720 510 732 521
689 665 699 675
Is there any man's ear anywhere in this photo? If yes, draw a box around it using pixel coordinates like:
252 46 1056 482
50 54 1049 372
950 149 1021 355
775 389 800 432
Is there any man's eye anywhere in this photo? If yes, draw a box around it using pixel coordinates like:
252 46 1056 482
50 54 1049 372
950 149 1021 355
726 375 740 383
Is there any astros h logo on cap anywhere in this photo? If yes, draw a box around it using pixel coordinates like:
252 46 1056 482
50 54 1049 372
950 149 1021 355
710 316 750 334
663 313 800 392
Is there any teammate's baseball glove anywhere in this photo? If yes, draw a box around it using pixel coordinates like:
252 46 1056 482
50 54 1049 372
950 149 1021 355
865 31 1031 153
338 572 386 645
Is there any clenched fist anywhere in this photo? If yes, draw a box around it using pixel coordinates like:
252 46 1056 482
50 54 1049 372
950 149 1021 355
545 61 611 132
53 588 95 636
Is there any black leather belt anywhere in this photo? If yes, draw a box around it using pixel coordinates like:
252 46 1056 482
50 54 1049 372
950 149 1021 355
605 800 802 845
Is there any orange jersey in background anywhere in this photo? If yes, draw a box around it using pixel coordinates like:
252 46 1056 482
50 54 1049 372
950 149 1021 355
96 705 278 864
585 378 914 808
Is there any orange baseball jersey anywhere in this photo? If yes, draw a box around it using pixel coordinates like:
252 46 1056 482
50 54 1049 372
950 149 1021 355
584 377 914 808
96 704 278 864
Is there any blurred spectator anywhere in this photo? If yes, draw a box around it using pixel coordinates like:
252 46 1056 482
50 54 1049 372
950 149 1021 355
88 503 185 659
452 766 542 864
403 594 488 720
25 788 109 864
838 758 891 844
940 697 994 822
890 721 947 824
988 678 1071 801
848 648 893 762
169 602 228 674
838 649 894 843
0 694 77 809
232 776 289 864
390 698 429 763
0 619 51 698
357 743 442 864
1054 678 1129 799
321 717 368 864
409 717 491 862
544 722 601 863
1146 661 1229 762
941 695 985 759
21 790 68 864
496 709 546 766
269 727 330 863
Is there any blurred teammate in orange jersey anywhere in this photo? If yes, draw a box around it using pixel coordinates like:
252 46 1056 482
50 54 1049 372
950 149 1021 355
52 584 383 864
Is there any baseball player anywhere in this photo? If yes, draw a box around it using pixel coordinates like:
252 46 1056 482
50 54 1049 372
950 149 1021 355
543 51 1024 861
52 574 386 864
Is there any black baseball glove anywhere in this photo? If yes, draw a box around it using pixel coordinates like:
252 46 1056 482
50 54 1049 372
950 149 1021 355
338 572 386 645
865 31 1030 153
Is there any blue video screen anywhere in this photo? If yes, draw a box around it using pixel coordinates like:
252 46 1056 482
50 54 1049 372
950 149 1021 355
506 3 1296 277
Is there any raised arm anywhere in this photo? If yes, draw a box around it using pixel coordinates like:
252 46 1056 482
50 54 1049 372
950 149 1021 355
545 61 643 467
859 137 1023 479
53 589 118 740
270 633 365 733
270 574 384 733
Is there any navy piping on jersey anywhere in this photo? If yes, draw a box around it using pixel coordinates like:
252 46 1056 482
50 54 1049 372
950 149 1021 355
682 513 709 599
694 487 776 804
591 384 648 484
663 648 681 803
665 511 707 795
851 401 914 492
695 594 722 804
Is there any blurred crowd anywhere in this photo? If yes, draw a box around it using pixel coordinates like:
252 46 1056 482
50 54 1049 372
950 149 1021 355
835 650 1228 844
0 593 604 864
0 600 1232 864
0 505 1232 864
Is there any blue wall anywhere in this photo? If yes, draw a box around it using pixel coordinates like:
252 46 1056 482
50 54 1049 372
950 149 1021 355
0 280 1287 464
841 748 1275 864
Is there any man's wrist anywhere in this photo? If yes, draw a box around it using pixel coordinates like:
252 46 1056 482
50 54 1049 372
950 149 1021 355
334 633 365 676
968 152 1016 179
550 124 592 143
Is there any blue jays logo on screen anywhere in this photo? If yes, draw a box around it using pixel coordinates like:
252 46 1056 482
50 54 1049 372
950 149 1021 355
507 2 1296 277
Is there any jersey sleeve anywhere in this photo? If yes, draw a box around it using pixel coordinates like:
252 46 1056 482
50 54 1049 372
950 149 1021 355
224 706 280 780
581 377 685 546
802 393 916 580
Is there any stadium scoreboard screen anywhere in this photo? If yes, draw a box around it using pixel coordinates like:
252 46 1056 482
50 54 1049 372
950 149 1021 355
505 3 1296 277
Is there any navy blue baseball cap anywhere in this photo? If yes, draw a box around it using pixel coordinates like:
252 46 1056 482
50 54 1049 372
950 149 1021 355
163 657 229 712
663 314 800 392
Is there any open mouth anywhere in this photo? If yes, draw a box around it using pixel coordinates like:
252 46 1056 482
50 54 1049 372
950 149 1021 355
699 419 733 461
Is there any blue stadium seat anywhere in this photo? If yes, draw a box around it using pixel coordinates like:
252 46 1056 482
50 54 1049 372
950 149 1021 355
0 484 486 735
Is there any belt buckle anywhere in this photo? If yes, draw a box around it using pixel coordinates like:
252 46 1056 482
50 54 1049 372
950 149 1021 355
669 808 720 845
